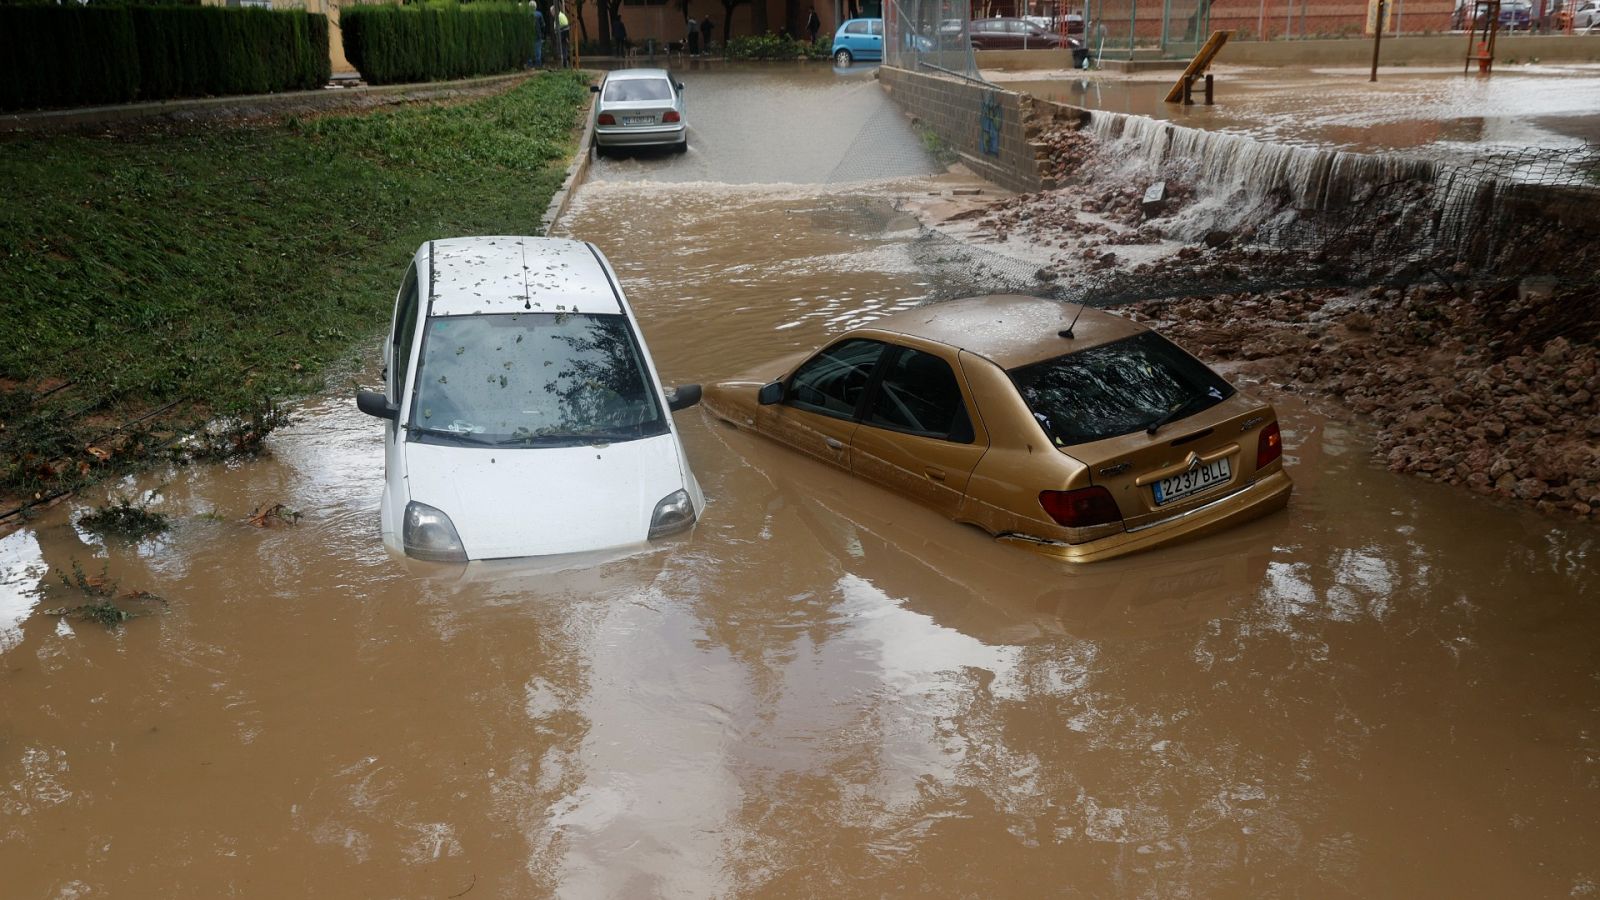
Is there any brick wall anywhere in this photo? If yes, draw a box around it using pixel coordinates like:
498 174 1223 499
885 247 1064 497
882 66 1093 194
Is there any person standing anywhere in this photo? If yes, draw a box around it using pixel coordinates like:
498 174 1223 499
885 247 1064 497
530 1 546 68
699 16 714 53
613 12 630 58
556 4 572 67
806 5 821 42
687 15 700 56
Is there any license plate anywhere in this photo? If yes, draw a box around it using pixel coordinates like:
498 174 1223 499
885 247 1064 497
622 116 654 125
1153 457 1232 505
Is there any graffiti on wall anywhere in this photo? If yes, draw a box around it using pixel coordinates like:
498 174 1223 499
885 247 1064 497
979 89 1001 157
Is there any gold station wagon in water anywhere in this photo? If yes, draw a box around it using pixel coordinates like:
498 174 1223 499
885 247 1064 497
703 295 1292 562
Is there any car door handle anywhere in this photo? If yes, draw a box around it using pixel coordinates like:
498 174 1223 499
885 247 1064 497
925 467 946 482
824 437 845 451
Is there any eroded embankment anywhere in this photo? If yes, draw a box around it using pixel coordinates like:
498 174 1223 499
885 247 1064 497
919 112 1600 520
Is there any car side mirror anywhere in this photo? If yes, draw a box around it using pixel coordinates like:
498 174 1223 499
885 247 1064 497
667 384 702 412
356 390 399 421
757 381 785 406
590 84 600 93
675 81 685 91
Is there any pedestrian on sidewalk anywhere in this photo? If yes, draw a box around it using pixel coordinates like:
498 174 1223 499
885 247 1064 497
529 1 546 68
687 15 701 56
806 5 821 42
700 16 714 53
614 12 630 58
557 4 572 67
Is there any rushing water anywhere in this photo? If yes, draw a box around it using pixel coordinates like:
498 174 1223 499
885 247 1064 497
2 65 1597 897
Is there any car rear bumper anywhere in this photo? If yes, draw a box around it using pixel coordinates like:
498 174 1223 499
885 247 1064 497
1000 469 1292 564
595 124 685 147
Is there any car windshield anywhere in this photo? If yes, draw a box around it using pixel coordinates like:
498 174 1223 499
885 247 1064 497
1009 331 1235 446
408 313 666 447
604 79 672 102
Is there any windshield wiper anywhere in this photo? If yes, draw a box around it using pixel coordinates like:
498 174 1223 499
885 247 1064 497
410 426 493 445
1145 397 1203 436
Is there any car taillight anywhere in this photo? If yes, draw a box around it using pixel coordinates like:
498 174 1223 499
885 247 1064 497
662 110 680 123
598 113 616 125
1257 421 1283 469
1039 486 1122 528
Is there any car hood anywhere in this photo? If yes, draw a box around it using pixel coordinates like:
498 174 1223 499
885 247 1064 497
404 433 687 560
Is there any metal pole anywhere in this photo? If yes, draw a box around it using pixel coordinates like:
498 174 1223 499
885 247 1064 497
1370 0 1384 80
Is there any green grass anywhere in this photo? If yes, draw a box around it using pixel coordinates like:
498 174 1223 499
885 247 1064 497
0 70 592 503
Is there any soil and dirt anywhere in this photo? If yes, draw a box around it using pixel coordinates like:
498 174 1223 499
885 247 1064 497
913 122 1600 520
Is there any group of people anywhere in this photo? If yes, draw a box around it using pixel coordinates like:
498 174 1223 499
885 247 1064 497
527 4 842 63
526 1 575 69
683 15 715 55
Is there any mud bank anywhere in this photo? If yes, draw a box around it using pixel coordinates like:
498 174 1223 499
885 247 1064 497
1128 283 1600 520
911 125 1600 521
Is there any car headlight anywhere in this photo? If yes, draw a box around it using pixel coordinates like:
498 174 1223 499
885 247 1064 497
403 501 468 562
648 489 696 539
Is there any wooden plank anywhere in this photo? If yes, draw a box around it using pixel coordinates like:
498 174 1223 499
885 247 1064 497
1164 31 1231 104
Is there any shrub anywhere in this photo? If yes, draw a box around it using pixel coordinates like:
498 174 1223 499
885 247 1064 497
724 31 833 60
0 5 329 111
341 3 537 85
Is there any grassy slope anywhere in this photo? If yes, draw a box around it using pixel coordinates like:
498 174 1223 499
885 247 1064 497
0 70 592 502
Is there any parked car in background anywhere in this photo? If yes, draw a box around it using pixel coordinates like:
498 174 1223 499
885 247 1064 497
356 236 704 562
591 68 687 156
961 17 1089 65
702 295 1292 563
1574 0 1600 28
1022 13 1085 33
832 17 884 65
1452 0 1533 30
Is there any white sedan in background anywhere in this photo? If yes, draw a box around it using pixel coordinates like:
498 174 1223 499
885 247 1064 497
591 68 688 156
356 236 704 562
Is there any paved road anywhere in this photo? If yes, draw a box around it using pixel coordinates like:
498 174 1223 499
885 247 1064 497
586 61 944 185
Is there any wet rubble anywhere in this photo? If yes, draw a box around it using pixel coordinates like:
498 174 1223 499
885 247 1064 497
1127 283 1600 520
943 123 1600 521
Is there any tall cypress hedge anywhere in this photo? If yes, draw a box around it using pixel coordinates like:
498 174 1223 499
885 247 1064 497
341 3 535 86
0 5 330 112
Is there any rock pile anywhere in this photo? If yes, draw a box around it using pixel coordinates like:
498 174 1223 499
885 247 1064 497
1127 283 1600 520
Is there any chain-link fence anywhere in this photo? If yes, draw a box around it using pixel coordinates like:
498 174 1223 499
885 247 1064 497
884 0 986 79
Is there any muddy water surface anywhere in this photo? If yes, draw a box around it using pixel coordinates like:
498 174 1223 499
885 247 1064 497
3 65 1598 897
995 63 1600 158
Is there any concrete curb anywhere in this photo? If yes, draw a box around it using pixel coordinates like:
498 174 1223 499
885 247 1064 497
540 89 597 236
1 71 534 133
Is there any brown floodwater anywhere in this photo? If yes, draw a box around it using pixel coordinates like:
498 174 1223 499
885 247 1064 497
3 66 1598 897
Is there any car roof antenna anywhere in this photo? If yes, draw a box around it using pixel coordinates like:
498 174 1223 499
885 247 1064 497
1058 302 1087 339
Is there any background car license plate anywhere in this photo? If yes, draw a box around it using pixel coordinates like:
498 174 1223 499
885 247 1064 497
623 116 654 125
1153 458 1231 505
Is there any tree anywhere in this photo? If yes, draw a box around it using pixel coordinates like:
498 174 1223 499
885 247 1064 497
721 0 751 43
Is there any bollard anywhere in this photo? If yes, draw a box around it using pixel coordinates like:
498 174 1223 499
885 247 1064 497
1204 73 1214 104
1181 75 1193 105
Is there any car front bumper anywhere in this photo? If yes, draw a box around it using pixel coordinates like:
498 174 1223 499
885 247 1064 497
1000 468 1293 564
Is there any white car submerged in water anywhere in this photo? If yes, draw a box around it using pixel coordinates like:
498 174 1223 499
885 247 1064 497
356 236 704 562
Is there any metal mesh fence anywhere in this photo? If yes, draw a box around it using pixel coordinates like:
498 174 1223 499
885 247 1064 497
884 0 985 79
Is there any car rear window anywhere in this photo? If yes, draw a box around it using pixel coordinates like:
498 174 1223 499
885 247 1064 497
1009 331 1234 447
409 313 666 447
603 79 673 102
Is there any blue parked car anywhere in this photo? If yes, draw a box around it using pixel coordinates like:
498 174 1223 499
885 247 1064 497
832 17 884 66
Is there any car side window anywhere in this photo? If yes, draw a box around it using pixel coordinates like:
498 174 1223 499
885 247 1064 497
866 348 974 442
869 20 883 35
392 262 420 400
788 339 885 420
843 20 865 34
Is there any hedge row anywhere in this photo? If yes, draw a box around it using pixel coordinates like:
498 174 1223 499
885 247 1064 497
0 5 329 112
341 3 536 86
